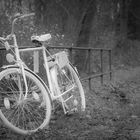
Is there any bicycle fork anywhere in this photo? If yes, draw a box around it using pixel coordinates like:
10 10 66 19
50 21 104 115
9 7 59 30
19 64 28 100
13 34 28 100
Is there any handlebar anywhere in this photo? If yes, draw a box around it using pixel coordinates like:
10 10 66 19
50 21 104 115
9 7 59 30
0 13 35 50
0 13 35 42
15 13 35 20
11 13 35 35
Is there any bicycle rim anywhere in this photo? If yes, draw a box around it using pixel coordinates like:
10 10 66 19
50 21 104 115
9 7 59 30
54 64 86 113
0 67 51 135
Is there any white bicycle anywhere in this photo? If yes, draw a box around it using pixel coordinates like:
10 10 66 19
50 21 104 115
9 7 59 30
0 13 86 135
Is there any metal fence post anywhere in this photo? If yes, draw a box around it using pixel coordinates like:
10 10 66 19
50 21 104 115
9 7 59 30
100 49 103 85
0 46 112 90
88 49 91 89
109 50 112 80
69 47 72 63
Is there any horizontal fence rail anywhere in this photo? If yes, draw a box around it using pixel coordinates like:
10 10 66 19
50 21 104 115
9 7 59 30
44 46 112 89
0 46 112 90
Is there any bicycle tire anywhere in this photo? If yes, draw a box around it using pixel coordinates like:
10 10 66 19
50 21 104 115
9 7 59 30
51 64 86 114
0 66 51 135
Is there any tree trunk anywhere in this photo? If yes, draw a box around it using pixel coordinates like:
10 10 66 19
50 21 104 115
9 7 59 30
74 0 96 71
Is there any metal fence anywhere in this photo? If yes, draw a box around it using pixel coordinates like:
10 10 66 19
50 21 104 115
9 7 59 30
46 46 112 89
0 46 112 90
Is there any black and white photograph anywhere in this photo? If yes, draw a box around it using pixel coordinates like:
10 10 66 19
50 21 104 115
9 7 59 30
0 0 140 140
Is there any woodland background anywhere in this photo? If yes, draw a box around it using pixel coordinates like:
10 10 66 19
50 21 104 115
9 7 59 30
0 0 140 69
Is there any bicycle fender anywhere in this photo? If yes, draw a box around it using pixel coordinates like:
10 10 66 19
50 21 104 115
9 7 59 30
1 65 18 69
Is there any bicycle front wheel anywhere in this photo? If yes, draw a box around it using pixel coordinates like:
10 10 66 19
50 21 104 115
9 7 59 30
53 64 86 114
0 67 51 135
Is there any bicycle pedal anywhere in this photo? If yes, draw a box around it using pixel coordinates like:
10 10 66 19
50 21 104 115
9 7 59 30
65 108 78 116
32 91 40 101
4 98 10 109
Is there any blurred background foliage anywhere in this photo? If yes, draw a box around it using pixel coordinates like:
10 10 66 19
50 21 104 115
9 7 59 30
0 0 140 70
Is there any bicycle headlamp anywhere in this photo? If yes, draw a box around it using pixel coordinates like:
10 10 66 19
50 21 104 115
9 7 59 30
6 53 15 63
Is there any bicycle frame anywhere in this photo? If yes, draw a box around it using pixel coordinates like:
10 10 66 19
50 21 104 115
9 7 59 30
20 45 77 114
12 34 29 100
19 45 69 101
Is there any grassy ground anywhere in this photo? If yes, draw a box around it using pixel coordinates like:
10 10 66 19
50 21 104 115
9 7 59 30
1 67 140 140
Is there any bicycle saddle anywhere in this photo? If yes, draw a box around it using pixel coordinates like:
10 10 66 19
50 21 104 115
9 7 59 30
31 34 51 42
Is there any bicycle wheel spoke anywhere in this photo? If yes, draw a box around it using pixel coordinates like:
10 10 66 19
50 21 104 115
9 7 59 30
0 80 15 94
5 107 18 123
11 107 20 128
27 78 34 91
0 75 21 101
24 104 40 129
21 105 28 129
16 107 21 128
4 74 19 92
27 102 44 119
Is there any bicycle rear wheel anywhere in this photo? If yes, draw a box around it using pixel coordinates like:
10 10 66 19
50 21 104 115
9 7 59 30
52 64 86 114
0 67 51 135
